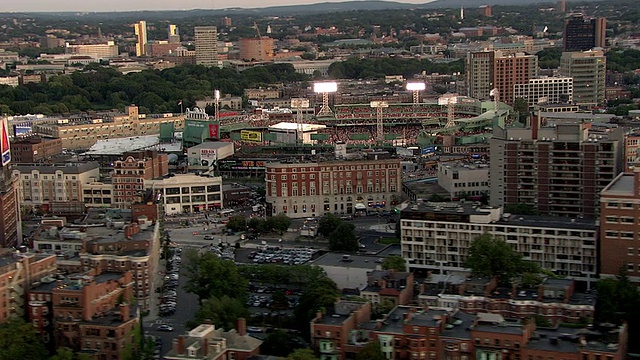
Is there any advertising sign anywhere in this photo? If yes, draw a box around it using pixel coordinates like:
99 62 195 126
208 123 219 139
1 119 11 166
200 149 217 161
240 130 262 142
421 146 436 155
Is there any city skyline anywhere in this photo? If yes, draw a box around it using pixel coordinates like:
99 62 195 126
1 0 434 13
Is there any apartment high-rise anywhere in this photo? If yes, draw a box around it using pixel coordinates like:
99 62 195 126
0 118 19 248
490 120 624 217
513 77 573 106
559 49 606 107
194 26 218 66
168 24 180 44
466 51 495 100
134 20 147 57
239 37 275 62
563 14 606 51
466 51 538 104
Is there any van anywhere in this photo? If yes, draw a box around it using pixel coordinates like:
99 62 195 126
204 235 215 240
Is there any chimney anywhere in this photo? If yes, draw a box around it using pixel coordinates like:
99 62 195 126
124 223 141 238
237 317 246 336
177 336 186 355
119 303 130 321
203 338 209 356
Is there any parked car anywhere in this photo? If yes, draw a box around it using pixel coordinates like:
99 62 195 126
157 324 174 332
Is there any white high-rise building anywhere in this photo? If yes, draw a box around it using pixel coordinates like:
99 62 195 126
513 77 573 106
559 50 606 107
194 26 218 67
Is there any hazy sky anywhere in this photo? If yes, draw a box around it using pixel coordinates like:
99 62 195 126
2 0 432 12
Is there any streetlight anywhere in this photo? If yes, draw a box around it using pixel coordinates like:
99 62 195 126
313 82 338 117
370 101 389 144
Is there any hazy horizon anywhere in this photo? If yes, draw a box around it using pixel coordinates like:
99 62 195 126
1 0 435 13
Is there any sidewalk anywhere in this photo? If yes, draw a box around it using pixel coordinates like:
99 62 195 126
369 224 396 233
145 257 166 323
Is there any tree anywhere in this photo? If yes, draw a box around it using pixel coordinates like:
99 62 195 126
270 213 292 234
50 347 93 360
183 249 248 303
318 214 343 237
287 348 318 360
261 329 306 357
512 97 530 124
0 318 47 360
247 217 266 234
464 235 540 284
356 341 386 360
193 296 249 331
382 255 406 272
372 299 395 320
226 215 247 232
294 277 340 335
271 290 289 310
328 222 358 252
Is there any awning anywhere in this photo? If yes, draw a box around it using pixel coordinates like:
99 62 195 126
355 203 366 210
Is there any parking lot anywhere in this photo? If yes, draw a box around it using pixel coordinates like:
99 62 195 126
248 247 316 265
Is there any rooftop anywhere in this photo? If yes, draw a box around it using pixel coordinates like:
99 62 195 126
83 135 182 156
310 253 384 269
13 161 100 174
268 122 326 132
601 173 634 196
188 141 234 151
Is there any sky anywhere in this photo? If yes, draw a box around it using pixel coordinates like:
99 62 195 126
2 0 433 13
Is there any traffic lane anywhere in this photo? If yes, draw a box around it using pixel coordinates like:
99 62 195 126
145 247 200 356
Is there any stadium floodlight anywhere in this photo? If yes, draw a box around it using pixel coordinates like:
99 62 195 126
291 98 310 142
370 101 389 143
406 82 426 91
314 82 338 117
214 89 221 122
438 94 459 128
214 89 220 100
313 82 338 93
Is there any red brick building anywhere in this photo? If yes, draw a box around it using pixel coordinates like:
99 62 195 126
28 270 139 358
360 270 415 306
310 301 372 360
112 150 168 208
600 170 640 283
265 156 402 219
10 136 63 163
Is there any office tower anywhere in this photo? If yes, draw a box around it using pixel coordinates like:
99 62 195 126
134 20 147 57
466 51 538 104
222 17 232 27
168 24 180 44
479 5 492 17
563 14 607 51
239 37 275 62
559 50 606 107
466 51 495 100
0 119 19 248
65 41 119 59
556 0 566 12
490 121 623 217
194 26 218 66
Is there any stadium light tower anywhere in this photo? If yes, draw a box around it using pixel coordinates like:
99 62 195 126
370 100 389 143
490 88 499 113
313 82 338 117
291 98 310 144
214 89 221 123
438 94 458 128
406 82 426 104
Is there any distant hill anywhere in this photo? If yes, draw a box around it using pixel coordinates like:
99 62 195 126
422 0 604 8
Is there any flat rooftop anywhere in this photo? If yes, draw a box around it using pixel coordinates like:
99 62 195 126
310 253 384 269
83 135 182 156
601 173 634 196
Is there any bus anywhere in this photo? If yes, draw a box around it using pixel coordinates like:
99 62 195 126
218 209 235 217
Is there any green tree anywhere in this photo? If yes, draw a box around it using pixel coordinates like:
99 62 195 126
328 222 358 252
192 296 249 331
318 214 343 237
247 217 266 234
382 255 406 272
287 348 318 360
356 341 386 360
269 213 292 234
372 299 395 320
226 215 247 232
294 277 340 334
271 290 289 310
0 318 47 360
512 97 530 124
261 329 305 357
183 249 248 303
49 347 93 360
464 234 540 284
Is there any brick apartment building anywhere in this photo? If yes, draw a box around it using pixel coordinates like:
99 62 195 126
265 155 402 219
10 136 63 163
311 301 627 360
163 319 262 360
28 270 139 358
0 250 57 323
360 270 415 306
599 169 640 283
112 150 169 208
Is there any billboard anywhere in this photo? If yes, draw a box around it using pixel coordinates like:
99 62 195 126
13 124 33 137
1 119 10 166
208 123 219 139
421 146 436 155
240 130 262 142
218 159 266 171
200 149 216 167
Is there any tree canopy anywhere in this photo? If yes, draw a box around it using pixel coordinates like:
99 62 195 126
0 318 47 360
328 222 359 252
317 214 343 237
183 249 248 303
261 329 306 357
286 349 319 360
356 341 386 360
294 277 340 334
192 295 250 331
382 255 406 272
464 234 540 284
327 57 464 80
